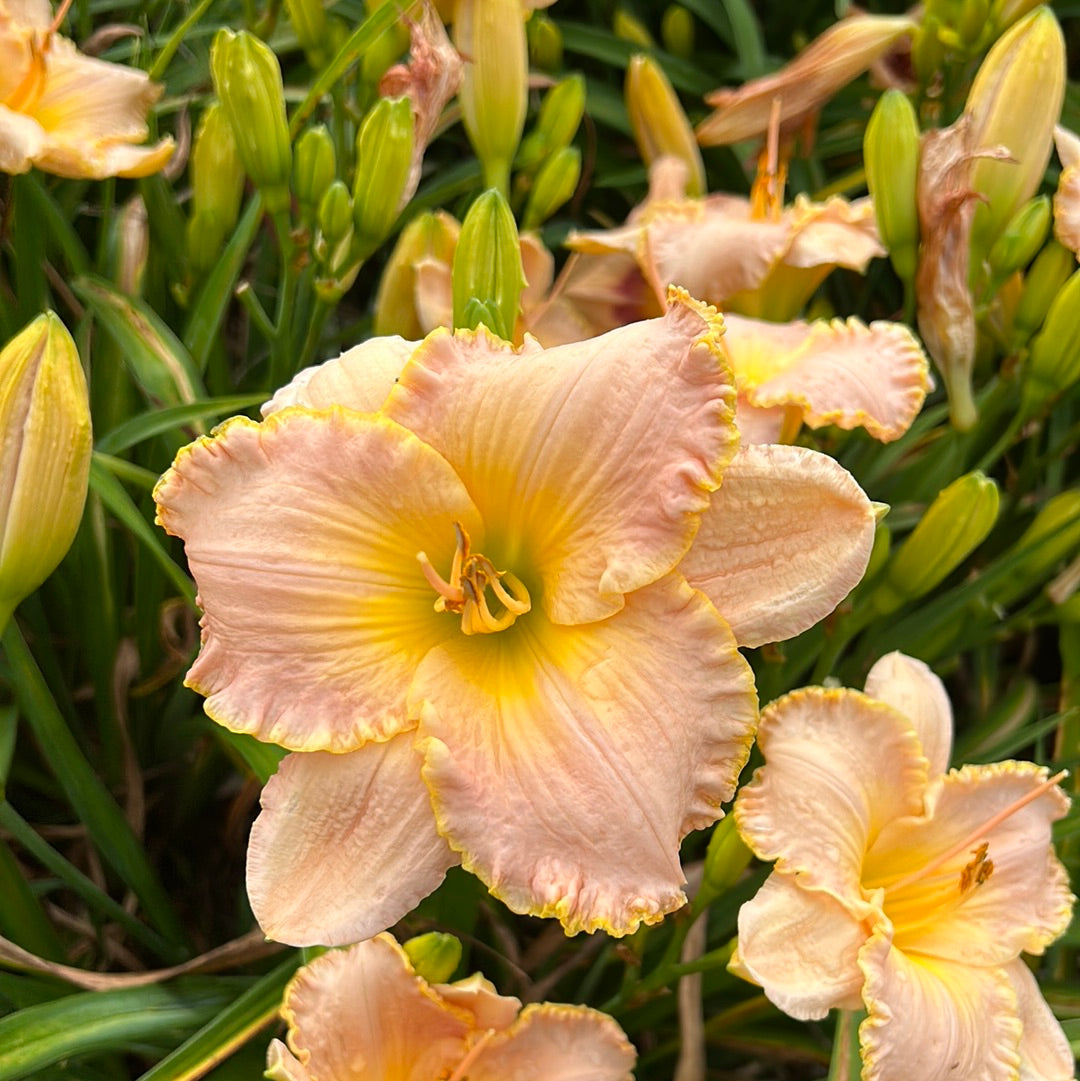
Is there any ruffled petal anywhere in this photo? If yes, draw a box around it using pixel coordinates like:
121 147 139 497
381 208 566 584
727 315 929 442
384 290 739 625
1053 126 1080 255
864 652 953 777
866 762 1073 965
434 974 521 1033
262 336 418 415
1003 959 1074 1081
735 687 927 905
466 1003 636 1081
154 408 482 752
411 574 757 936
0 104 44 173
782 196 884 271
281 935 472 1079
730 872 866 1020
680 443 876 647
246 736 458 946
858 931 1022 1081
265 1040 312 1081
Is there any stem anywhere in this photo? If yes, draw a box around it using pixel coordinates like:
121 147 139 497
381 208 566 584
827 1010 864 1081
297 296 333 372
269 211 299 390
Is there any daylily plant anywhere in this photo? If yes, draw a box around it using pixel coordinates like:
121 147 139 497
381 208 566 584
1053 126 1080 257
731 652 1074 1081
0 0 174 178
155 291 878 945
266 933 636 1081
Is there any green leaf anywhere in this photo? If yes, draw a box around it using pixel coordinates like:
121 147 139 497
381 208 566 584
718 0 766 78
212 727 286 786
96 396 265 456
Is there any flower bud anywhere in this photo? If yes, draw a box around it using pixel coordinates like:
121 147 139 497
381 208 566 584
402 932 462 984
352 97 414 258
985 194 1050 288
284 0 328 64
613 8 655 48
692 815 751 916
210 30 292 214
186 207 228 277
661 5 695 59
1021 268 1080 415
456 0 528 194
957 0 992 49
991 490 1080 606
317 180 353 249
625 54 705 198
452 188 526 341
863 90 920 285
536 75 586 154
0 314 92 631
966 7 1065 258
191 102 245 241
293 125 336 220
523 146 581 230
1011 239 1075 347
114 196 150 297
988 0 1042 34
527 12 563 72
872 472 1000 615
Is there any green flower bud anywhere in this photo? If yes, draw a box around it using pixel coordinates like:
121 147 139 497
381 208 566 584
912 17 946 86
661 5 695 59
284 0 327 63
0 314 92 632
1021 268 1080 415
1012 239 1075 347
352 97 414 258
293 125 336 220
613 8 655 48
986 195 1051 288
536 75 586 154
872 472 1000 615
186 207 228 276
692 815 751 917
625 54 705 198
958 0 992 49
864 89 920 285
452 188 526 341
317 179 354 249
402 932 462 984
191 102 245 241
527 12 563 72
991 490 1080 606
210 30 292 214
523 145 581 230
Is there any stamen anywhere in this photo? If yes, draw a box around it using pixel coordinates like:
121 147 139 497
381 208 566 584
417 551 464 606
749 96 788 222
447 1029 497 1081
49 0 75 35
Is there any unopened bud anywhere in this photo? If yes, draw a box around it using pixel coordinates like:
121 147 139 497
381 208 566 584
0 314 92 631
661 5 695 58
317 180 353 248
692 815 751 916
958 0 992 49
1012 239 1075 346
293 125 336 219
625 54 705 198
352 96 414 258
452 188 525 341
613 8 654 48
864 90 920 284
191 102 245 240
457 0 528 194
992 490 1080 606
527 12 563 71
1021 268 1080 415
210 30 292 214
536 75 586 153
872 472 1000 614
114 196 150 296
523 145 580 230
402 932 462 984
986 194 1050 288
284 0 327 63
186 207 228 276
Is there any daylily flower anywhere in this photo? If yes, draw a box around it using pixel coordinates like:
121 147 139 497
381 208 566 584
266 933 636 1081
732 651 1074 1081
1052 125 1080 257
721 312 930 445
154 290 878 945
0 0 174 178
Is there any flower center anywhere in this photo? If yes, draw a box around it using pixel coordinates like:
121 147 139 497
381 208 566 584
2 0 72 114
417 523 531 636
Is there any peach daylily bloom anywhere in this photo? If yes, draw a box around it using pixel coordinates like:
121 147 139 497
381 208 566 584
154 290 878 945
266 933 636 1081
0 0 174 178
721 312 930 445
732 652 1074 1081
1053 125 1080 257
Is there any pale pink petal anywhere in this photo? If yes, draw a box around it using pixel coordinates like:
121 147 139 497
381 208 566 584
1004 959 1075 1081
265 1040 312 1081
733 398 786 444
680 443 876 647
735 687 926 906
864 652 953 777
467 1003 636 1081
435 974 521 1033
261 336 418 416
281 935 472 1079
411 575 757 936
154 409 481 751
0 106 44 173
246 736 458 947
732 316 930 442
782 196 884 271
858 931 1022 1081
730 872 865 1020
866 763 1073 966
2 0 51 26
414 254 456 332
384 292 739 625
1053 127 1080 256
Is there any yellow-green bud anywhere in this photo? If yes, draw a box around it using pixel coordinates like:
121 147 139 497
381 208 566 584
186 207 228 276
912 17 946 86
317 179 353 248
1021 268 1080 415
523 146 581 230
191 102 245 241
987 195 1051 284
452 188 526 341
872 472 1000 615
457 0 528 195
527 12 563 72
402 932 462 984
863 520 893 586
661 5 695 59
966 7 1065 259
293 125 336 219
864 90 920 285
210 30 292 214
352 97 414 258
613 8 655 48
991 490 1080 606
1012 239 1075 346
988 0 1042 34
625 54 705 198
284 0 327 63
692 815 751 916
958 0 992 49
0 314 92 632
536 75 586 153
